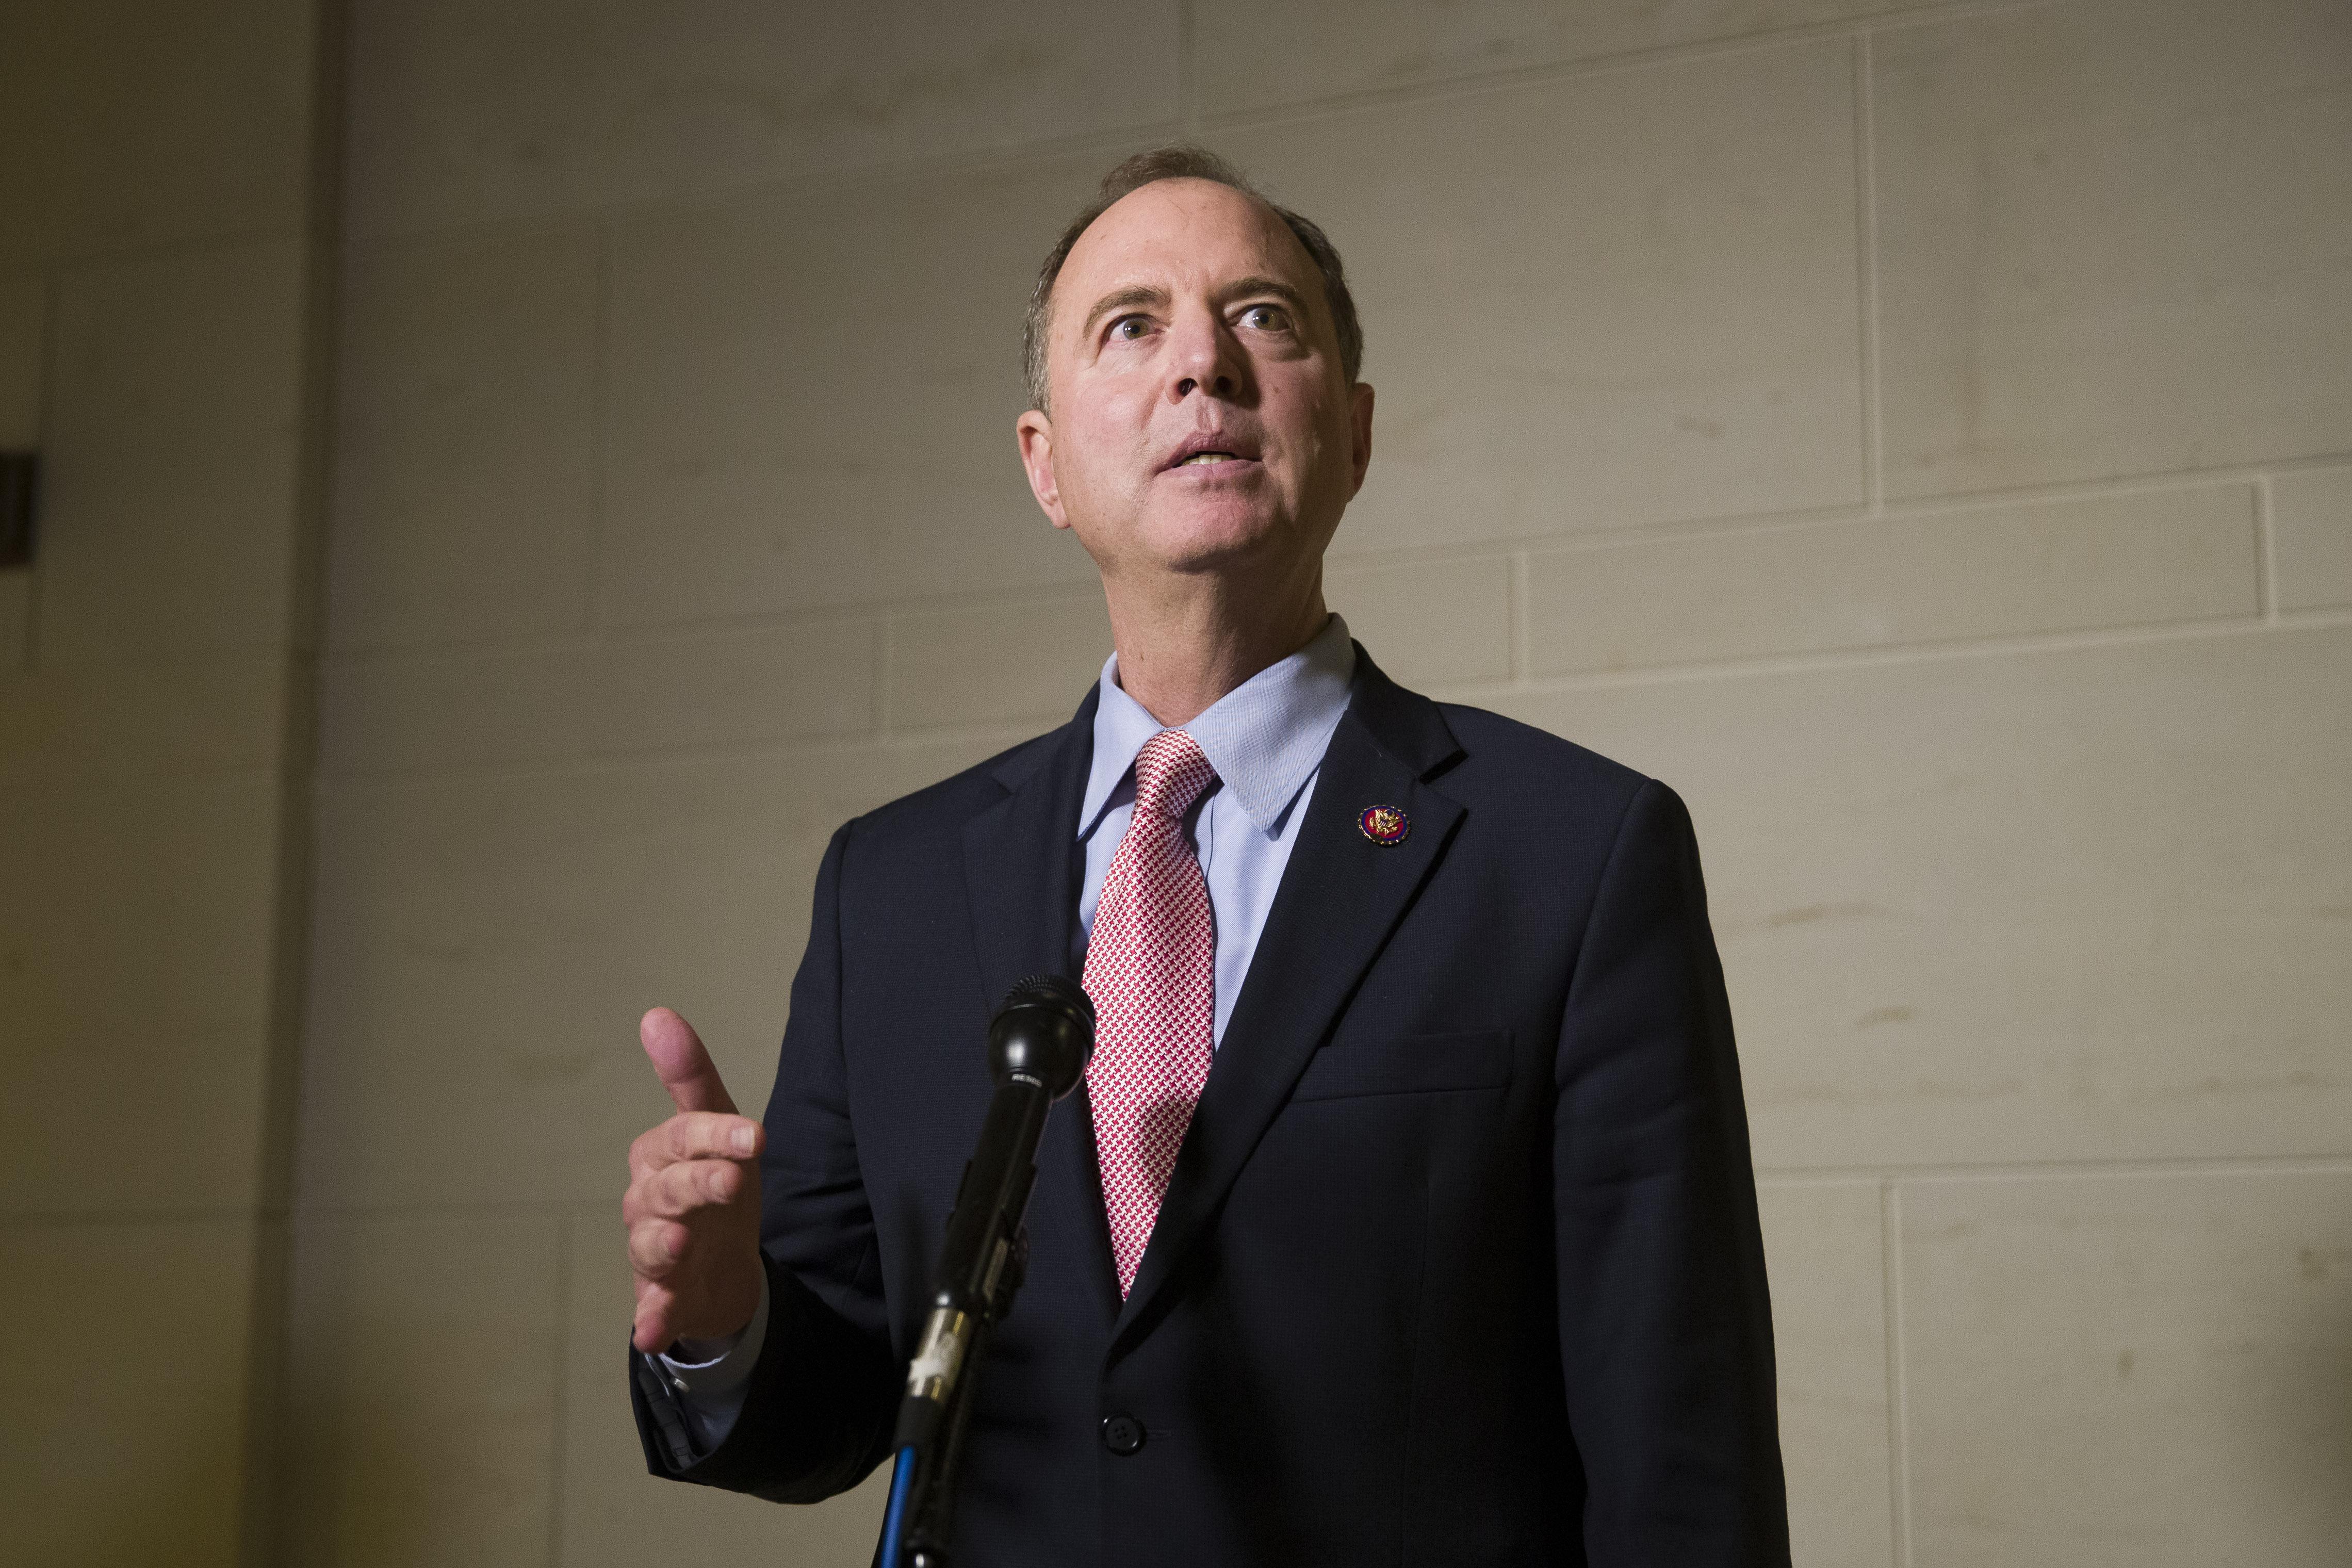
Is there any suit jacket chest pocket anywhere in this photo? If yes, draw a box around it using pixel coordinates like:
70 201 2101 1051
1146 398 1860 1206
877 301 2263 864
1289 1030 1512 1102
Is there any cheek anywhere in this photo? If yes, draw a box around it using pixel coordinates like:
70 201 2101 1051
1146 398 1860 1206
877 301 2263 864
1084 405 1159 486
1267 383 1343 474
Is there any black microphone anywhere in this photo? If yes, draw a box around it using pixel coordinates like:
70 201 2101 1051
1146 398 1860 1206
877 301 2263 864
893 976 1094 1462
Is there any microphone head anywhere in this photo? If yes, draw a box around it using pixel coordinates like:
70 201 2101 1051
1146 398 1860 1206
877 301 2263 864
990 975 1095 1099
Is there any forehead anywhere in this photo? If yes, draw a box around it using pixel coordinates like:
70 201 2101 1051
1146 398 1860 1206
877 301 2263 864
1055 178 1318 310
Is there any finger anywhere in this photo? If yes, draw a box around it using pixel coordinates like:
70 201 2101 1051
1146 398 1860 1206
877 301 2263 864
628 1217 690 1279
632 1112 762 1174
638 1158 747 1219
640 1007 738 1116
632 1283 678 1352
627 1158 741 1224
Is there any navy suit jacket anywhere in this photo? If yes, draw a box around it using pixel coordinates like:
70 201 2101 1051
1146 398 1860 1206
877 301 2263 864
633 647 1789 1566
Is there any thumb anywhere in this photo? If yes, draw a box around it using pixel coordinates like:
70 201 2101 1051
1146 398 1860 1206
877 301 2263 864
639 1006 739 1116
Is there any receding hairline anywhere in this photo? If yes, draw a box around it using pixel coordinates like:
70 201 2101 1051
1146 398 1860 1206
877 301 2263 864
1021 145 1365 415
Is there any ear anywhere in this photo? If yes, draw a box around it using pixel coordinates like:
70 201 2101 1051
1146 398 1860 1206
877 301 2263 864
1344 381 1375 499
1016 409 1069 529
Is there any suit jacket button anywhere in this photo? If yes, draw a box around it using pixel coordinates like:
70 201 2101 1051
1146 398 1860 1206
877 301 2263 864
1101 1414 1146 1456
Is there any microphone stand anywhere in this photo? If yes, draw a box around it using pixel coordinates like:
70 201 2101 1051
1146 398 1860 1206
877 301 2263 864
882 977 1093 1568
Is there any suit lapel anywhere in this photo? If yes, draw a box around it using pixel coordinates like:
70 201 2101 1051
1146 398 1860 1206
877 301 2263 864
960 688 1122 1325
961 690 1095 1012
1112 651 1466 1345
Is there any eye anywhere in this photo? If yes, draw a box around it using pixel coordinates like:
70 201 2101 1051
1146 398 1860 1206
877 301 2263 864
1238 303 1292 332
1108 315 1151 341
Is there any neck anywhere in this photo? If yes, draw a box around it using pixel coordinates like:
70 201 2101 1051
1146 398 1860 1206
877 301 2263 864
1101 563 1329 727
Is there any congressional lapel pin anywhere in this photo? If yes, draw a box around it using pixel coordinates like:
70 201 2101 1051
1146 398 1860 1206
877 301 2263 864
1357 804 1410 846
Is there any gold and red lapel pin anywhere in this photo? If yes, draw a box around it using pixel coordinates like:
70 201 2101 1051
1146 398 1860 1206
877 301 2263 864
1357 804 1410 846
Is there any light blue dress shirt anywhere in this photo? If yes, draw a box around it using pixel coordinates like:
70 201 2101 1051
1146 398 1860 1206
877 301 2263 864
1074 612 1357 1043
657 615 1359 1449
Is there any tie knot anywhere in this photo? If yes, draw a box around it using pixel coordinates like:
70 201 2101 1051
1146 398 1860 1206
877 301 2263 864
1132 729 1217 821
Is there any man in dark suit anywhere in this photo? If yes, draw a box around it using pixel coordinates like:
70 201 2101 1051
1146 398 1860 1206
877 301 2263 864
620 146 1789 1565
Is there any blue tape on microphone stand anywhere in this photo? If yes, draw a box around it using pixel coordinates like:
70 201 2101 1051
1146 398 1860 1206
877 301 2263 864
878 1445 917 1566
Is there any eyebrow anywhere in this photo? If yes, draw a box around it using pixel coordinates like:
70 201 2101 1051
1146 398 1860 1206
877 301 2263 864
1078 275 1315 341
1081 286 1169 341
1222 275 1310 316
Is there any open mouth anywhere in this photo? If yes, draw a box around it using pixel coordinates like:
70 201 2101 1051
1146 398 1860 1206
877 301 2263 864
1164 433 1262 472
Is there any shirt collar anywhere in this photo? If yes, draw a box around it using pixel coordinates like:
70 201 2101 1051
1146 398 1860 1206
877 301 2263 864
1079 613 1357 841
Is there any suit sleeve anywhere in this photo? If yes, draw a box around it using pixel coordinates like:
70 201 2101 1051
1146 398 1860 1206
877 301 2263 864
1553 779 1790 1565
629 820 902 1502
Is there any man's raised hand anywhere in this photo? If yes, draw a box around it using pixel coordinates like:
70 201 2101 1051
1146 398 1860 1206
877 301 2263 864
624 1007 765 1353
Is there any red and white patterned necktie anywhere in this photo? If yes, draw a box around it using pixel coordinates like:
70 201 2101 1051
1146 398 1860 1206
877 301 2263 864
1083 728 1219 1297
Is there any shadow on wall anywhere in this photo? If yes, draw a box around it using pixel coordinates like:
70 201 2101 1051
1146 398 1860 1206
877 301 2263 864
26 1406 247 1567
273 1215 562 1566
2248 1249 2352 1546
274 1344 550 1565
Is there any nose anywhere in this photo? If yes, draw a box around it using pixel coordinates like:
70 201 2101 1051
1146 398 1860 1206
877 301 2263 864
1166 306 1248 404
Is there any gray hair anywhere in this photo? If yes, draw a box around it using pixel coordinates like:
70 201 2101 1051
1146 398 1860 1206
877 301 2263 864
1021 144 1364 415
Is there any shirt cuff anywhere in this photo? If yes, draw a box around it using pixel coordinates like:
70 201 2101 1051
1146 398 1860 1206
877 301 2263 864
649 1266 770 1453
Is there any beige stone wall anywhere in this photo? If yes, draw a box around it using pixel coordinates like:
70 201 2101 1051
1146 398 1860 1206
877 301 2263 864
0 4 339 1564
292 2 2351 1565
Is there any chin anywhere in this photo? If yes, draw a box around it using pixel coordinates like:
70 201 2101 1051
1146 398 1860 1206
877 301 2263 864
1148 508 1293 574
